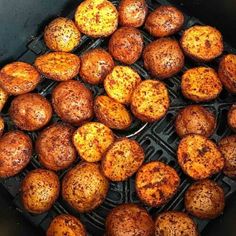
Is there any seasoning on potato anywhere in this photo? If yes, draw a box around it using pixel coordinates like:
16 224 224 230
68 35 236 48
34 52 80 81
135 161 180 207
62 162 109 213
177 134 225 180
131 80 170 123
228 104 236 132
143 38 184 79
80 48 114 85
181 67 222 102
73 122 115 162
0 86 8 112
75 0 118 38
0 116 4 137
104 65 142 104
52 80 93 126
108 27 144 65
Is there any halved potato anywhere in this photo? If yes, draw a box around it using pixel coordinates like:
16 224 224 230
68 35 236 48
228 104 236 132
0 116 4 137
0 86 8 112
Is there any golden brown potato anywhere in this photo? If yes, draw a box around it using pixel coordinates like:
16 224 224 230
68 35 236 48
80 48 114 85
0 131 32 178
0 116 4 137
135 161 180 207
62 162 109 213
34 52 80 81
181 67 222 102
228 104 236 132
73 122 115 162
177 134 224 180
131 80 170 123
0 86 8 112
118 0 147 27
105 203 154 236
104 66 142 104
175 105 216 138
0 62 40 95
101 138 144 181
185 179 225 219
21 169 60 214
47 214 87 236
52 80 93 126
145 5 184 37
36 123 76 171
108 27 144 65
94 95 132 130
219 135 236 178
143 38 184 79
44 17 81 52
180 25 223 61
155 211 199 236
75 0 118 38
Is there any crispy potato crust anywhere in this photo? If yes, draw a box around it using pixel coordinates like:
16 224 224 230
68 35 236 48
0 86 8 112
228 104 236 132
0 116 4 137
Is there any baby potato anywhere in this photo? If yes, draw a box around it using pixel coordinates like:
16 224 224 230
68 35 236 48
181 67 222 102
44 17 81 52
0 116 4 137
34 52 80 81
180 25 223 61
108 27 144 65
0 86 8 111
101 138 144 181
75 0 118 38
228 104 236 132
73 122 115 162
175 105 216 138
47 214 87 236
62 162 109 213
135 161 180 207
0 62 40 95
104 66 142 104
185 179 225 219
36 123 77 171
143 38 184 79
155 211 199 236
0 131 32 178
21 169 60 214
177 134 224 180
9 93 52 131
52 80 93 126
105 204 154 236
145 5 184 37
94 95 132 130
80 48 114 85
131 80 170 123
118 0 147 27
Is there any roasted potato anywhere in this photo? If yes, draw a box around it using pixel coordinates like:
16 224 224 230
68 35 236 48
0 131 32 178
185 179 225 219
101 138 144 181
177 134 224 180
135 161 180 207
0 62 40 95
118 0 147 27
80 48 114 85
94 95 132 130
104 65 142 104
108 27 144 64
180 25 223 61
0 86 8 111
155 211 199 236
44 17 81 52
143 38 184 79
75 0 118 38
228 104 236 132
145 5 184 37
0 116 4 137
9 93 52 131
73 122 115 162
105 203 154 236
219 135 236 178
131 80 170 123
36 123 77 171
47 214 87 236
52 80 93 126
181 67 222 102
34 52 80 81
62 162 109 213
175 105 216 138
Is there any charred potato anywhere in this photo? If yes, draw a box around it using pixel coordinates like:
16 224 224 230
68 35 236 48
0 116 4 137
228 104 236 132
0 86 8 111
